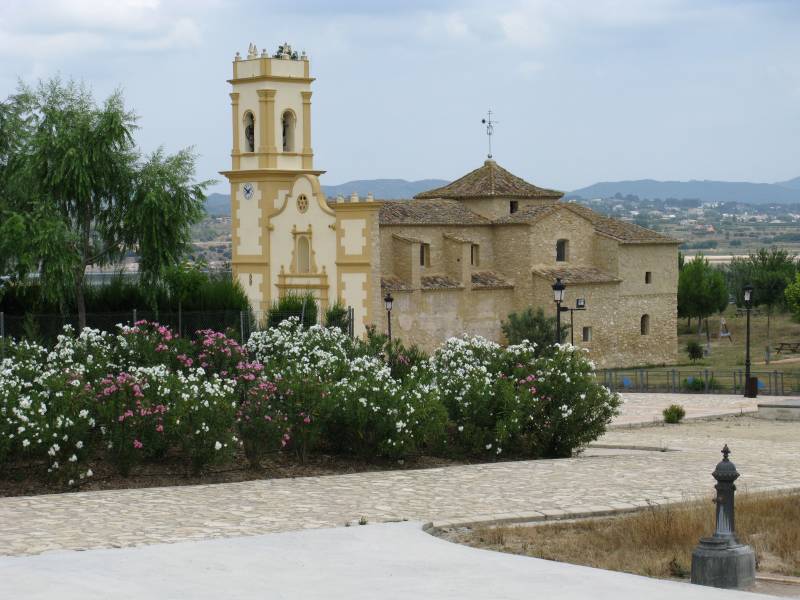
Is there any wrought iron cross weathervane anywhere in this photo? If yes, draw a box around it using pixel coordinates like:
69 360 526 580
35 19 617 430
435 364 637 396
481 110 497 159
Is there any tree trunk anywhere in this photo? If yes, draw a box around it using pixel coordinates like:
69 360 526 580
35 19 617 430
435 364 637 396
766 309 771 364
75 272 86 330
697 317 704 335
705 317 711 355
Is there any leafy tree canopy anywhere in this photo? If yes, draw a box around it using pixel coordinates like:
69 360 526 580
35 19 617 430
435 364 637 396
677 254 728 322
0 78 211 326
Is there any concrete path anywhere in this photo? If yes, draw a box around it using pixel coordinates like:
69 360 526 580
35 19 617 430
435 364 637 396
1 402 798 557
613 392 765 427
0 522 775 600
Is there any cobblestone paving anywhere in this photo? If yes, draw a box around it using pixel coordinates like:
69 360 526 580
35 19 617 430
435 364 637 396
1 395 798 556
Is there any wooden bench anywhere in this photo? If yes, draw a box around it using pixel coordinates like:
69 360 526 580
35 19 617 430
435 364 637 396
775 342 800 354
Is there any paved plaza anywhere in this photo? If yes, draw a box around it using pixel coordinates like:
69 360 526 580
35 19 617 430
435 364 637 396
0 394 798 557
0 522 778 600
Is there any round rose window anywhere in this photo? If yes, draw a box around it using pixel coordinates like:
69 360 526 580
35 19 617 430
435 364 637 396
297 194 309 213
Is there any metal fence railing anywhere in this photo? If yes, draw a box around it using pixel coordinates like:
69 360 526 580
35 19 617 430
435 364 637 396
0 302 355 352
600 368 795 396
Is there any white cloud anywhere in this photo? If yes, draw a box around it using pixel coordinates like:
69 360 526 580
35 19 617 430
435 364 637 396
0 0 209 60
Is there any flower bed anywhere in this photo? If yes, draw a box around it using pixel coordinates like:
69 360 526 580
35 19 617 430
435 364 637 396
0 318 620 491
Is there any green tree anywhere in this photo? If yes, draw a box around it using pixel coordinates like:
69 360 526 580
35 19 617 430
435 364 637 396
0 79 210 328
677 255 728 341
501 306 568 352
729 248 796 359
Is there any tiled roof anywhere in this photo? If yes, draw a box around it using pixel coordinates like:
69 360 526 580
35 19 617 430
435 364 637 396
381 276 413 292
471 271 513 289
443 233 476 243
531 266 621 284
421 275 462 289
492 204 558 224
491 202 678 244
414 160 563 201
563 204 678 244
379 199 489 226
392 233 424 244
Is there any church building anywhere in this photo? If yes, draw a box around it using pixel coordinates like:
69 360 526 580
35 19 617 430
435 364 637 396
222 44 679 368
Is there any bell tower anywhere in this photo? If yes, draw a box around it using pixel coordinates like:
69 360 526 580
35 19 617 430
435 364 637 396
228 42 315 172
221 42 324 313
222 43 382 336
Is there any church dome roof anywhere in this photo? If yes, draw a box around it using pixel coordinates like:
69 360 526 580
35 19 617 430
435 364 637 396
414 159 564 201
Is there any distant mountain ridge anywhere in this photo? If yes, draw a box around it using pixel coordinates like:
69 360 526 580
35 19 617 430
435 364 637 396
203 179 449 215
321 178 449 200
778 176 800 191
569 178 800 204
205 175 800 216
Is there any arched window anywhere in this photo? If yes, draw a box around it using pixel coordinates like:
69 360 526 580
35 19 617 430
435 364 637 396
640 314 650 335
556 239 569 262
297 236 311 273
243 111 255 152
282 110 296 152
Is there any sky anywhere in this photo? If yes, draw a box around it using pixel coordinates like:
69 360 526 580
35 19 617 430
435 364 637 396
1 0 799 194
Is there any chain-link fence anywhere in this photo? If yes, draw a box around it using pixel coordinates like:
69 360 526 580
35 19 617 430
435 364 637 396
600 368 796 396
0 301 354 352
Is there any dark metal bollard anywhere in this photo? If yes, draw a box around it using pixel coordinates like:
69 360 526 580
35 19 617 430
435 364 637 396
690 445 755 589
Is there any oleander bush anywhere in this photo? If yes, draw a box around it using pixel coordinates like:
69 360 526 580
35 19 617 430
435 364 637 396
0 317 620 489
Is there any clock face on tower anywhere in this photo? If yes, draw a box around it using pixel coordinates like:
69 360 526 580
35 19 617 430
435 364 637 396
242 183 254 200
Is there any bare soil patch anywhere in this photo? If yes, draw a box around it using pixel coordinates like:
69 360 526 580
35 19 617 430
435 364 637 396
0 451 463 498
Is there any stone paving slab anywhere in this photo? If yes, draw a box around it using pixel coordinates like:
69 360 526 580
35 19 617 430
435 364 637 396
0 522 776 600
0 413 798 557
613 392 772 427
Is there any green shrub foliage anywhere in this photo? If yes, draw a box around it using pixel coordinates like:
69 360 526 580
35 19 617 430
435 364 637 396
501 307 568 353
0 318 621 488
663 404 686 424
686 341 704 363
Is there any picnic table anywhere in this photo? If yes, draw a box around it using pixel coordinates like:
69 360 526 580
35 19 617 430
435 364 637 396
775 341 800 354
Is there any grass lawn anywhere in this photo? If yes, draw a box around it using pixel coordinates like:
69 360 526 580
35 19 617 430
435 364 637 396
446 492 800 580
608 306 800 394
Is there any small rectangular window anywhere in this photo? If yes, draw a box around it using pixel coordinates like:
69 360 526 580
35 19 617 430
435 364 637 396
645 271 652 284
470 244 479 266
510 200 518 214
582 326 592 342
556 239 568 262
420 243 430 267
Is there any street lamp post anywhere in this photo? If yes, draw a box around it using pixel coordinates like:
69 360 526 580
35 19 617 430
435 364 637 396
569 297 587 345
743 284 755 398
552 278 566 344
384 292 394 342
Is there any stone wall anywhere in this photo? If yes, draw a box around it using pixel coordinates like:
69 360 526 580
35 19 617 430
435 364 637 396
374 215 678 368
385 287 515 352
530 276 677 368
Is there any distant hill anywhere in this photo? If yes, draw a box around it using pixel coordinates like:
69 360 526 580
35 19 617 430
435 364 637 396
205 193 231 215
569 179 800 204
203 179 448 216
777 176 800 191
321 178 449 200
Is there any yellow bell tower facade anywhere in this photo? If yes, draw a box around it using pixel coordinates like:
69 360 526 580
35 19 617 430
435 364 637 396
222 43 382 334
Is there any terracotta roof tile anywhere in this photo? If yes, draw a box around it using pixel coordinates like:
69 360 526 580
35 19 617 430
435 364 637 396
381 276 413 291
421 275 462 289
471 271 513 289
531 266 621 284
563 204 678 244
493 204 558 224
414 159 563 201
379 199 489 226
392 233 424 244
